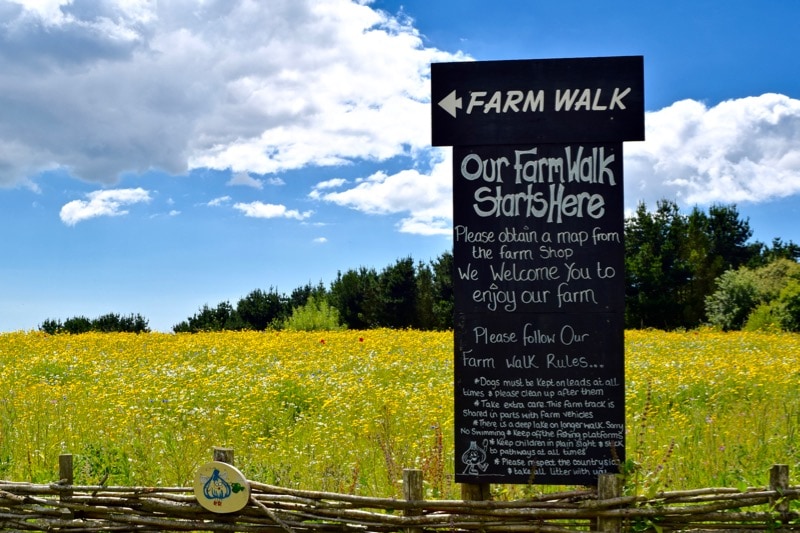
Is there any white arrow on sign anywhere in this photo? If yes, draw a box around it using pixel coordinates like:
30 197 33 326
438 90 462 118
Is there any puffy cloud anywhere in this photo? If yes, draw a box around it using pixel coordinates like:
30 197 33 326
227 171 263 189
307 177 347 199
0 0 465 188
313 148 452 235
306 93 800 236
625 93 800 208
265 176 286 186
59 187 152 225
233 201 312 220
9 0 800 239
206 195 231 207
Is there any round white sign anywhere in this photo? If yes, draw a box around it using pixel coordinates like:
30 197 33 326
193 461 250 513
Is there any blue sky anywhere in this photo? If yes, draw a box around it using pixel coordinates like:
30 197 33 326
2 0 800 332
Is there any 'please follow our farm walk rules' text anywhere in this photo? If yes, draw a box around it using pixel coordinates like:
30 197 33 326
432 56 644 485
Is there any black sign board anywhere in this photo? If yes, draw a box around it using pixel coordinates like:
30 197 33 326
431 56 644 146
452 143 626 484
434 55 643 486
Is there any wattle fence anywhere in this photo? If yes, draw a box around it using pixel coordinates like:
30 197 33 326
0 449 797 532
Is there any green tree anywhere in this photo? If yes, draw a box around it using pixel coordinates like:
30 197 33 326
704 268 760 330
62 316 93 334
236 288 288 330
682 207 719 325
377 257 417 328
777 280 800 331
745 280 800 332
329 267 380 329
707 258 800 331
119 313 149 333
626 200 758 329
747 238 800 267
431 251 454 330
743 303 785 332
39 318 62 334
40 313 150 334
752 258 800 301
414 260 436 329
173 301 244 332
625 200 692 329
704 204 754 269
92 313 150 333
93 313 123 333
282 295 342 331
682 204 756 326
288 282 327 310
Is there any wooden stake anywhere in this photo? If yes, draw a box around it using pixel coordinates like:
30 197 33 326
769 464 789 515
597 473 622 532
460 482 491 501
58 453 74 520
402 468 424 533
213 447 234 465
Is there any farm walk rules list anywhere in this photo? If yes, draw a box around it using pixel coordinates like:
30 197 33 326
431 56 644 485
453 143 625 485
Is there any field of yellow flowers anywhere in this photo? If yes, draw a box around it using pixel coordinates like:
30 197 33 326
1 329 798 499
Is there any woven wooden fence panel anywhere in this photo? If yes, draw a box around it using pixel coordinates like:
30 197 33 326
1 477 799 532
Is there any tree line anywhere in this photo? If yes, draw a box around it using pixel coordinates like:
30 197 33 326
40 200 800 334
171 252 454 333
40 313 150 335
624 200 799 330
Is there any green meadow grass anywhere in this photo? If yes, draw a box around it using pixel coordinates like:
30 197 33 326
0 328 797 499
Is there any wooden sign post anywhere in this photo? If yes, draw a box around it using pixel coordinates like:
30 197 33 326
432 56 644 489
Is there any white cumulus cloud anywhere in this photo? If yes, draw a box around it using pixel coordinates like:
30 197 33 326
233 201 312 221
0 0 465 188
314 148 452 235
206 196 231 207
625 93 800 208
7 1 800 240
59 187 152 225
308 93 800 236
227 171 263 189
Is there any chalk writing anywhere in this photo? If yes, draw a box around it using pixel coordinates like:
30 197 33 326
460 87 632 116
454 143 625 484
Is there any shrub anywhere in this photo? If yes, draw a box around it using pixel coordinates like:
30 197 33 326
776 279 800 331
282 295 342 331
39 318 63 334
705 268 759 330
743 303 785 332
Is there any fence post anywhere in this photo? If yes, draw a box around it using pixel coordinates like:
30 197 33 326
59 454 73 501
596 473 622 533
58 453 75 521
461 482 491 501
403 468 424 533
213 447 235 465
769 464 790 516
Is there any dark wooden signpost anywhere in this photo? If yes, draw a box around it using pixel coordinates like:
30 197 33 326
432 56 644 485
